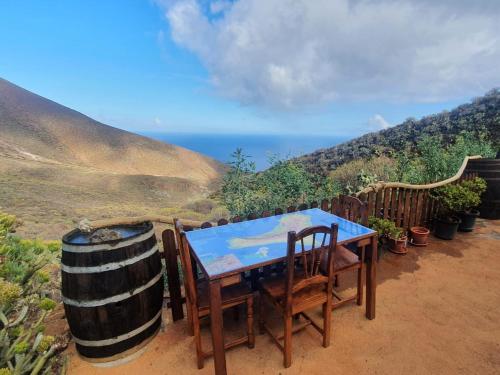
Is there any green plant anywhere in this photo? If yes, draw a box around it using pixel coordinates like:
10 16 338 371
328 156 397 195
220 150 329 216
0 211 65 374
368 217 405 240
397 131 495 184
431 177 487 217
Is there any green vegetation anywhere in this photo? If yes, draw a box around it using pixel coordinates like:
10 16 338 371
296 89 500 176
368 217 405 241
219 129 494 217
0 212 66 374
396 131 495 184
325 156 397 195
219 150 334 217
431 177 487 218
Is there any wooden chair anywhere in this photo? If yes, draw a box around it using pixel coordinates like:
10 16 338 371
177 225 255 369
258 224 338 368
328 195 368 308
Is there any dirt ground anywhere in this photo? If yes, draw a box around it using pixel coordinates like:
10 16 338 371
68 219 500 375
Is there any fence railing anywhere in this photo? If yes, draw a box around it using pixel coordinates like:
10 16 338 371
355 155 481 230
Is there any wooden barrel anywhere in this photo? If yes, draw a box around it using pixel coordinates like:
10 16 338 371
61 221 163 363
466 158 500 219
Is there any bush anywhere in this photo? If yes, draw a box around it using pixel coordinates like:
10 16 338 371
327 156 397 194
220 150 331 216
431 177 487 217
0 211 65 374
368 217 405 240
397 131 495 184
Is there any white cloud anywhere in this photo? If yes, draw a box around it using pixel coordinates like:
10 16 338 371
369 114 391 130
157 0 500 109
210 0 232 14
154 117 162 125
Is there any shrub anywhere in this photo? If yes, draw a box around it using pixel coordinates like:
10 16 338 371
183 199 217 215
397 131 495 184
220 150 330 216
431 177 487 217
0 211 65 374
368 217 405 240
328 156 397 194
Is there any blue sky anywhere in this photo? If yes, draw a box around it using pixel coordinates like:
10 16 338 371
1 1 498 137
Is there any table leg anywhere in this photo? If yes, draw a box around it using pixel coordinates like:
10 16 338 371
366 234 377 320
209 279 227 375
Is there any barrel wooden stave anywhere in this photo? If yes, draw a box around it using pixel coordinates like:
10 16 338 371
61 221 163 362
61 251 161 300
61 234 157 267
63 277 163 340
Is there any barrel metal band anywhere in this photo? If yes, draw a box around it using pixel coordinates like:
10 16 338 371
62 270 163 307
72 310 162 347
61 244 159 274
62 228 155 253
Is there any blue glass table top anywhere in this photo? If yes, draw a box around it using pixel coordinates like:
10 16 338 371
185 208 375 279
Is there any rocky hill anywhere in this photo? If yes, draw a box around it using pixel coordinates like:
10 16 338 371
296 89 500 176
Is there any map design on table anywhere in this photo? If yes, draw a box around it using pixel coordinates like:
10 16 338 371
185 208 375 277
229 213 313 249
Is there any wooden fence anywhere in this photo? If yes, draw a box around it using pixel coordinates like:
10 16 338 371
356 155 480 230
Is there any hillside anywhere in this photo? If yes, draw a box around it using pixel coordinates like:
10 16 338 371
296 89 500 176
0 78 225 239
0 78 223 184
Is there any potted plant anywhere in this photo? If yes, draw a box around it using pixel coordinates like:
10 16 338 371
388 226 408 254
457 177 487 232
368 217 407 255
431 177 487 238
409 226 430 246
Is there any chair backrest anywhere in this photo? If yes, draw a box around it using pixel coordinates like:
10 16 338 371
178 229 199 307
332 195 368 226
173 219 194 301
284 224 338 312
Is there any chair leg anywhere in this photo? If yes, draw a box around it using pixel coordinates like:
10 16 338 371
192 312 204 369
186 296 194 336
247 297 255 348
322 300 332 348
284 315 292 368
259 297 265 334
357 264 364 306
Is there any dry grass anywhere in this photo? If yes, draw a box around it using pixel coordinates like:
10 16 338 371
0 157 217 239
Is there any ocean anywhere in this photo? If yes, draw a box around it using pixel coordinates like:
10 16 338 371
141 132 348 171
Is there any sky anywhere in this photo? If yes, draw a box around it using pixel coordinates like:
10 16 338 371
0 0 499 137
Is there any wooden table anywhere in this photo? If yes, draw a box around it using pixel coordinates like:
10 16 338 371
185 208 378 375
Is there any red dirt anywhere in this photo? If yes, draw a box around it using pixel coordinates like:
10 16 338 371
68 219 500 375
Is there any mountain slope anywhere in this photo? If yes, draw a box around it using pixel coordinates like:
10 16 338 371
0 78 226 239
296 89 500 176
0 78 223 185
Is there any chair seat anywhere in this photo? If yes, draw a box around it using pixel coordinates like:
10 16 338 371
196 280 253 314
259 272 327 309
321 245 361 274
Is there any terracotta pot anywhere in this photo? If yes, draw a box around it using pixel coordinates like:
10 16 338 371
410 226 430 246
389 236 408 255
